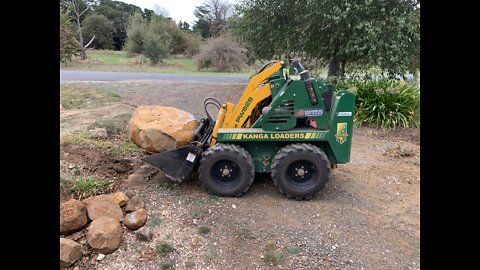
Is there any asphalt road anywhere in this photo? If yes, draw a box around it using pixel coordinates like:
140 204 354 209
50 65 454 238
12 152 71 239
60 70 251 83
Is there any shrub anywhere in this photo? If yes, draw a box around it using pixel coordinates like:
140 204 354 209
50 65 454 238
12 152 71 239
336 79 420 129
196 37 247 72
124 13 146 55
144 32 165 64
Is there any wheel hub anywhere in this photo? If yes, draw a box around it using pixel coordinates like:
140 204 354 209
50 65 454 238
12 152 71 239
287 161 317 186
222 167 232 177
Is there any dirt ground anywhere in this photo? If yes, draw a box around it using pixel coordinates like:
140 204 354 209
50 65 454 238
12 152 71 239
60 81 420 270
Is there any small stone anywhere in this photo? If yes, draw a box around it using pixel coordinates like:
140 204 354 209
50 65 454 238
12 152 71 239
89 127 108 139
332 245 337 250
97 253 106 261
124 190 136 199
125 195 144 213
232 204 237 209
124 209 148 230
110 192 129 207
136 227 154 241
113 163 128 173
60 238 83 267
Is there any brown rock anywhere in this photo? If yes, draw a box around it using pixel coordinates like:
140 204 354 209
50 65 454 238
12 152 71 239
128 105 198 154
60 238 83 267
60 199 88 235
125 195 144 213
136 226 154 241
86 216 123 254
110 192 129 207
83 195 123 222
124 209 148 230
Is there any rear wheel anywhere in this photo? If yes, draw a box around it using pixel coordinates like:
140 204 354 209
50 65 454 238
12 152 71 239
271 143 331 200
199 144 255 197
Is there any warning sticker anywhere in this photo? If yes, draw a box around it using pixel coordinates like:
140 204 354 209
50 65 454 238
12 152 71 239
186 152 197 163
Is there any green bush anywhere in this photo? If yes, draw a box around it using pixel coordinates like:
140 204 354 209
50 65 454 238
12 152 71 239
336 79 420 129
144 32 165 64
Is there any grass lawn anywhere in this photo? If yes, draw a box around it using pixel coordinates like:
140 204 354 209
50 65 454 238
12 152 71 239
61 50 259 75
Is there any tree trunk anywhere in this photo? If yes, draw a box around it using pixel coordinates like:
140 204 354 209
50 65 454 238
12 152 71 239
340 60 346 79
76 18 86 60
72 0 86 60
327 54 340 77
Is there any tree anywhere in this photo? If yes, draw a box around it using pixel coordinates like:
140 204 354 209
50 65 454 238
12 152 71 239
230 0 305 61
304 0 420 77
232 0 420 78
92 0 143 50
60 8 80 65
193 0 231 38
82 14 115 49
65 0 95 60
124 12 146 54
144 32 163 64
178 21 191 31
144 8 154 22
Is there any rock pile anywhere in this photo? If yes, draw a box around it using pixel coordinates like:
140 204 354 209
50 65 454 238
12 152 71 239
59 191 150 267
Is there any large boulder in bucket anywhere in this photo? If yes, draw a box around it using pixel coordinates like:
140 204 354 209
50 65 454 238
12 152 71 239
129 106 199 154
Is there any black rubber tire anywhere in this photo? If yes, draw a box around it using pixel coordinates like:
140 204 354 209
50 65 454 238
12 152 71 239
271 143 331 200
199 143 255 197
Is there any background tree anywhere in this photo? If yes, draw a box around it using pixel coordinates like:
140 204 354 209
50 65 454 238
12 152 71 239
82 14 115 49
92 0 143 50
230 0 305 61
60 8 80 65
304 0 420 77
193 0 231 38
124 12 146 54
143 8 155 22
232 0 420 78
63 0 96 60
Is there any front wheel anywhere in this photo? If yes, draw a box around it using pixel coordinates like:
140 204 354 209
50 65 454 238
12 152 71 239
271 143 331 200
198 144 255 197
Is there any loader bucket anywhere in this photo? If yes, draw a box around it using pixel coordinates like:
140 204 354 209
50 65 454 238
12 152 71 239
141 144 203 182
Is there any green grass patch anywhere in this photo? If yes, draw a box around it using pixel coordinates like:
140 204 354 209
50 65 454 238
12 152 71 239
70 176 112 199
197 225 211 235
112 141 144 155
337 79 420 129
146 214 163 227
156 242 175 257
160 262 174 270
235 227 255 239
190 209 202 219
60 84 121 110
160 182 180 191
61 131 143 156
87 113 131 135
207 194 220 202
61 132 112 150
61 50 254 75
286 246 300 255
263 242 284 265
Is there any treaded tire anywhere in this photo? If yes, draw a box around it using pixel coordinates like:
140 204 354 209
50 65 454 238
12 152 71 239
199 143 255 197
271 143 331 200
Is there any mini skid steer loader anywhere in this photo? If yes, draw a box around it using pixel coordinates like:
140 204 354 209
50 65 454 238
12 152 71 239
142 60 356 199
